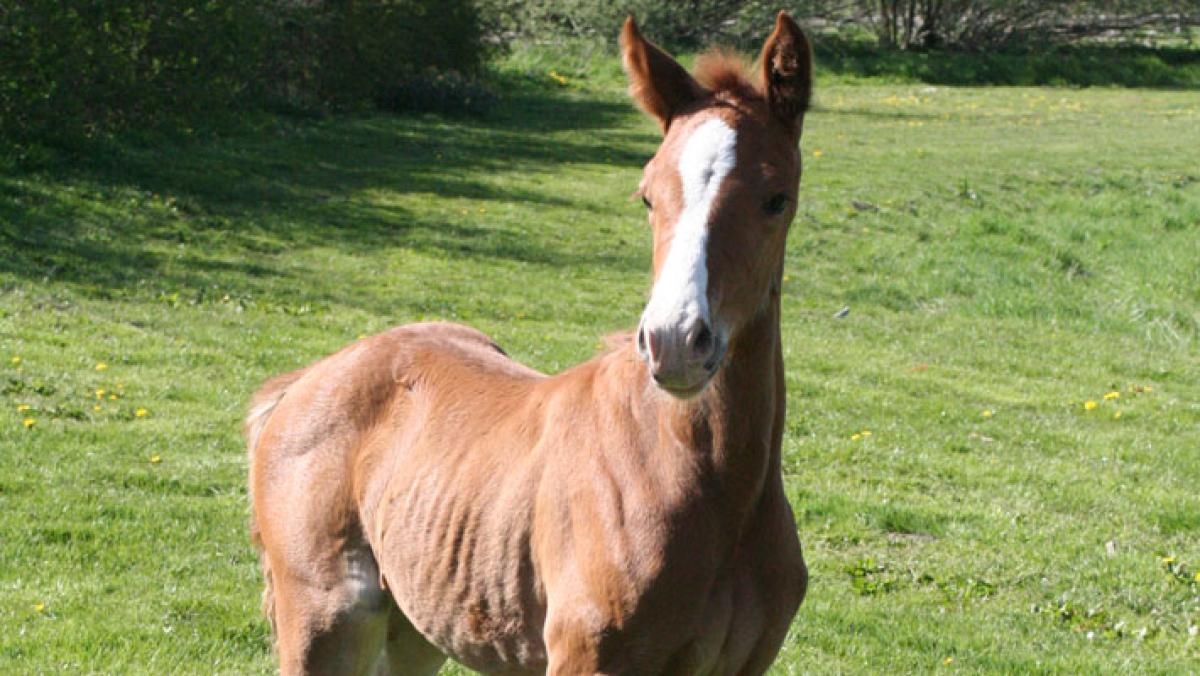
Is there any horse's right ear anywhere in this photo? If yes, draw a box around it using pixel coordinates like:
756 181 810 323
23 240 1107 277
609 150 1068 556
620 17 706 133
758 12 813 137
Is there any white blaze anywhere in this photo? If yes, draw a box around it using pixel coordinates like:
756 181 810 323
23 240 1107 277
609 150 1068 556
642 118 737 333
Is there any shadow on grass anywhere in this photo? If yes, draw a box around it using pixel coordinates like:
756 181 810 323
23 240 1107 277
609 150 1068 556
0 80 654 302
815 39 1200 89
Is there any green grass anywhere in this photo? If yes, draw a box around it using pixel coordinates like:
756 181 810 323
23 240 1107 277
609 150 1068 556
2 53 1199 673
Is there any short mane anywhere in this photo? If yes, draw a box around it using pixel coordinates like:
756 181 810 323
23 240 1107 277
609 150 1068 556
694 49 761 102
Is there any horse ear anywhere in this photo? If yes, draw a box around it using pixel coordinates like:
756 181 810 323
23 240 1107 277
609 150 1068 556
620 16 706 132
758 12 813 136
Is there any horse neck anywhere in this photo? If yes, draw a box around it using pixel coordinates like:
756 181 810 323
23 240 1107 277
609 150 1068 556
650 293 785 528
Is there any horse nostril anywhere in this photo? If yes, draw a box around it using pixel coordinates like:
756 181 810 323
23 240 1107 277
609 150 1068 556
690 322 714 357
636 325 648 356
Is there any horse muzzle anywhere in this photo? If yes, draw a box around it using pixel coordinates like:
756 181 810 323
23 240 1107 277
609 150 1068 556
636 316 725 398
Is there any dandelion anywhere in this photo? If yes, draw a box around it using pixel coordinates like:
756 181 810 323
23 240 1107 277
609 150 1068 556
1103 391 1120 400
943 657 954 665
95 362 108 371
851 433 862 441
108 394 118 400
95 388 106 399
135 408 148 418
23 418 36 429
1083 400 1098 411
1195 571 1200 583
981 409 994 418
812 149 824 158
861 430 872 438
93 405 102 412
33 602 45 613
17 404 31 413
149 454 162 464
1112 411 1122 420
10 356 20 365
548 70 569 86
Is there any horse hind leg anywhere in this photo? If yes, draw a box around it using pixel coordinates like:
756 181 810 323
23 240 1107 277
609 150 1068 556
265 548 392 676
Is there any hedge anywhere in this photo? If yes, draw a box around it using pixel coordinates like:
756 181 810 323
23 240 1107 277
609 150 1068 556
0 0 487 144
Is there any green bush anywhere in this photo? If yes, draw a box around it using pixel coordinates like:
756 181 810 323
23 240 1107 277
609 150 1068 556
479 0 746 50
0 0 490 146
0 1 268 143
267 0 488 112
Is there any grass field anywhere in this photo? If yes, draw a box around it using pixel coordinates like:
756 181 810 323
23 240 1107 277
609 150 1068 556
2 48 1199 673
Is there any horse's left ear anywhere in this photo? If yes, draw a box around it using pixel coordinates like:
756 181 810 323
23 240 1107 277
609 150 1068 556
758 12 813 137
621 16 707 132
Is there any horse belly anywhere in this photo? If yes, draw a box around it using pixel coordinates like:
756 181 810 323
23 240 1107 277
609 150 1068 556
373 463 548 673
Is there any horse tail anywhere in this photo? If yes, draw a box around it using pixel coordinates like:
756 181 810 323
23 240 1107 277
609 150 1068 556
245 366 308 643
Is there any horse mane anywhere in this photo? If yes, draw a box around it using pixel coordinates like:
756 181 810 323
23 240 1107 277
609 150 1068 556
693 49 762 104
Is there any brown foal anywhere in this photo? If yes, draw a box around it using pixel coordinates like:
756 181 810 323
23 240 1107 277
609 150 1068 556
248 12 813 675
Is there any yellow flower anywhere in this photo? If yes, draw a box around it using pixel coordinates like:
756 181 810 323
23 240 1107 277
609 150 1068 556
149 454 162 464
1103 391 1120 400
812 149 824 158
944 656 954 665
10 356 20 365
1194 571 1200 583
17 404 31 413
548 70 569 86
1162 555 1176 565
108 393 118 400
1083 400 1098 411
851 433 862 441
22 418 36 429
95 388 105 399
135 408 148 418
861 430 872 437
93 405 102 412
33 602 45 613
981 409 993 418
1112 411 1122 420
95 362 108 371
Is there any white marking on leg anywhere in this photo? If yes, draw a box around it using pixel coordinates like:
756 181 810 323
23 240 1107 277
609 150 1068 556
642 118 738 333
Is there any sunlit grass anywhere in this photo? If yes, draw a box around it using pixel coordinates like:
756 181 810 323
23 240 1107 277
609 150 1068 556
2 53 1198 672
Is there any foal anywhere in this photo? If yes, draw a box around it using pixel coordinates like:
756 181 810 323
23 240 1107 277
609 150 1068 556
248 13 813 675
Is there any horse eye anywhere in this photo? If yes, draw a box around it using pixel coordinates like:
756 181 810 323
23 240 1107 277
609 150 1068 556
641 195 653 210
764 193 789 216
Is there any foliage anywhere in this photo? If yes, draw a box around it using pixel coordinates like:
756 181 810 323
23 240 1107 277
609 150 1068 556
0 1 268 143
0 1 491 146
478 0 848 51
816 37 1200 87
478 0 1200 54
265 0 489 112
855 0 1200 50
